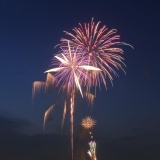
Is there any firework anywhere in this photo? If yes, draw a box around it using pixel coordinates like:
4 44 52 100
45 41 101 96
60 18 133 88
33 19 132 160
88 141 97 160
44 41 101 160
81 116 96 129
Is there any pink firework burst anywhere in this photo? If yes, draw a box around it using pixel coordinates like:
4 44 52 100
60 18 133 88
45 41 101 96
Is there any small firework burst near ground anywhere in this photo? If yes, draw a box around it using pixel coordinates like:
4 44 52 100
81 116 96 129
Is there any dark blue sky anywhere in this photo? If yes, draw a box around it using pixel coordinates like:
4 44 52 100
0 0 160 159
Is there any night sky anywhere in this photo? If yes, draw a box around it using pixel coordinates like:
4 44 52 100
0 0 160 160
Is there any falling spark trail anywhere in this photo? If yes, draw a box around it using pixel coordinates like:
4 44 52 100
32 81 45 104
43 104 55 130
84 92 95 106
70 93 74 160
45 73 55 91
61 100 66 131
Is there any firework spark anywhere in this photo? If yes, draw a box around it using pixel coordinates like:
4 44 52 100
45 73 56 91
43 104 55 130
32 81 45 101
60 18 133 88
88 141 97 160
61 100 66 131
84 92 95 106
81 116 96 129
